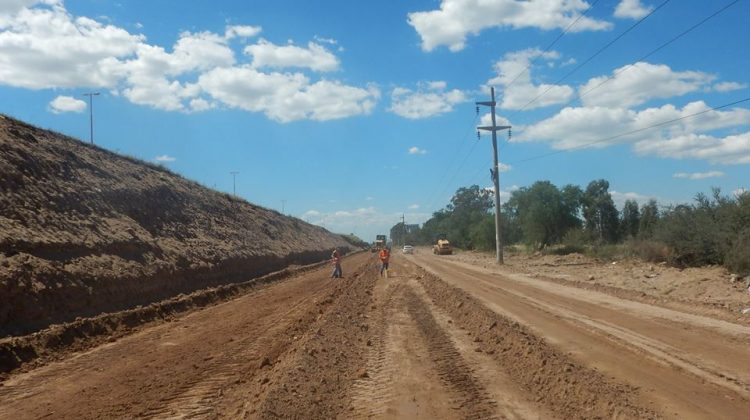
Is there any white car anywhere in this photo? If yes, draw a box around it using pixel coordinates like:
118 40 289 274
402 245 414 254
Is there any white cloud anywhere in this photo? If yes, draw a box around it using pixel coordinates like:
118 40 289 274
313 35 337 45
154 154 176 162
389 81 467 119
579 62 714 108
518 101 750 155
734 188 747 197
635 132 750 165
497 162 512 172
0 2 375 122
408 146 428 155
673 171 725 180
408 0 611 52
489 49 574 110
408 204 420 209
48 95 86 113
198 66 379 122
713 81 747 93
189 98 213 112
0 4 144 89
614 0 653 20
365 196 374 201
610 190 656 207
244 39 339 72
225 25 262 39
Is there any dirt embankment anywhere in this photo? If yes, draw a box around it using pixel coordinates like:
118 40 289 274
0 114 353 337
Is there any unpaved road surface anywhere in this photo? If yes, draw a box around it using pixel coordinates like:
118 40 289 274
2 250 748 419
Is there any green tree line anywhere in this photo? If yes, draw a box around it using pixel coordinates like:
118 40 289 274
391 180 750 274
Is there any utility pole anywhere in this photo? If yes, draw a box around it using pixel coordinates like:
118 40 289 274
82 92 100 144
229 171 239 196
476 87 511 265
401 213 406 247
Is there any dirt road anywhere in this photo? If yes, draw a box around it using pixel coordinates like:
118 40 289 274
2 250 746 418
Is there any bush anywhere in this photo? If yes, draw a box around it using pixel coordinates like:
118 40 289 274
624 238 670 263
725 228 750 275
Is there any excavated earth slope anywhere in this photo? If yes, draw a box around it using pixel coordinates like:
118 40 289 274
0 114 352 337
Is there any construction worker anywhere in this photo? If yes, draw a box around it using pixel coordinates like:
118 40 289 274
379 247 390 277
331 248 342 278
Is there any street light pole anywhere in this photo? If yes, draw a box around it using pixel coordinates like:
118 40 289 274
229 171 239 196
82 92 100 145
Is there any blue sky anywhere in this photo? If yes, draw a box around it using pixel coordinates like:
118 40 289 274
1 0 749 241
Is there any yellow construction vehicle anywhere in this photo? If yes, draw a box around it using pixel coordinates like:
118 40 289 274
433 234 452 255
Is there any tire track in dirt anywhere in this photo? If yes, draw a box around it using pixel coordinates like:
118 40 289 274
348 279 399 418
402 285 498 419
407 258 659 419
416 255 750 411
0 253 374 419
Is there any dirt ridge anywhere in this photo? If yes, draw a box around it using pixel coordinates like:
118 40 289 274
0 114 354 338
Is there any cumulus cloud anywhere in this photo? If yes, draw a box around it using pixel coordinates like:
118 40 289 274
389 81 467 119
198 66 379 122
244 39 339 72
154 154 176 162
408 146 428 155
408 0 611 52
673 171 725 180
610 190 656 207
579 62 714 108
0 3 144 89
614 0 653 19
497 162 512 172
489 49 574 110
0 2 377 121
408 204 420 209
518 101 750 164
48 95 86 113
225 24 262 39
713 81 747 93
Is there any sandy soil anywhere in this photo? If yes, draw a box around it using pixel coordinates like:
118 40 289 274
1 251 669 419
451 249 750 321
0 114 353 337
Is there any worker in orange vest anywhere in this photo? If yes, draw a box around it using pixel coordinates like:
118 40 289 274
331 248 342 278
378 247 390 277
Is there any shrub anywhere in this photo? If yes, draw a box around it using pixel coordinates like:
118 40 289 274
624 238 670 263
725 228 750 275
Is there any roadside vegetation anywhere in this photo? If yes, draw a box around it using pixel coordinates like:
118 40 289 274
391 181 750 275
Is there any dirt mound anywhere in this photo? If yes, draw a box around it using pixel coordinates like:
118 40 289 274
0 114 353 337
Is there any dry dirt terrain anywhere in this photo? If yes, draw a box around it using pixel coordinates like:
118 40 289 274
3 248 749 419
0 114 352 338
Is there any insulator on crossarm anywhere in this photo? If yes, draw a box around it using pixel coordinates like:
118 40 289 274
475 106 479 115
477 131 481 140
508 128 512 141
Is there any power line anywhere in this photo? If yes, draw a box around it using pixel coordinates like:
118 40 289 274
541 0 743 114
509 96 750 165
502 0 603 90
515 0 671 113
423 113 480 211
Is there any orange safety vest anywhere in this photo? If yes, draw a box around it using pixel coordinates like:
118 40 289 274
379 249 390 262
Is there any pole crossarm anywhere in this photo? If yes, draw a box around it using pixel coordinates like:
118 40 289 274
477 125 511 132
476 101 495 106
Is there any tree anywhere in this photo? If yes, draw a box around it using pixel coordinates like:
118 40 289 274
505 181 582 249
621 200 640 238
582 179 619 243
639 199 659 238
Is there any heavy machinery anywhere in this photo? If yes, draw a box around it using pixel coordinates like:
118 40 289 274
374 234 387 252
433 234 453 255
